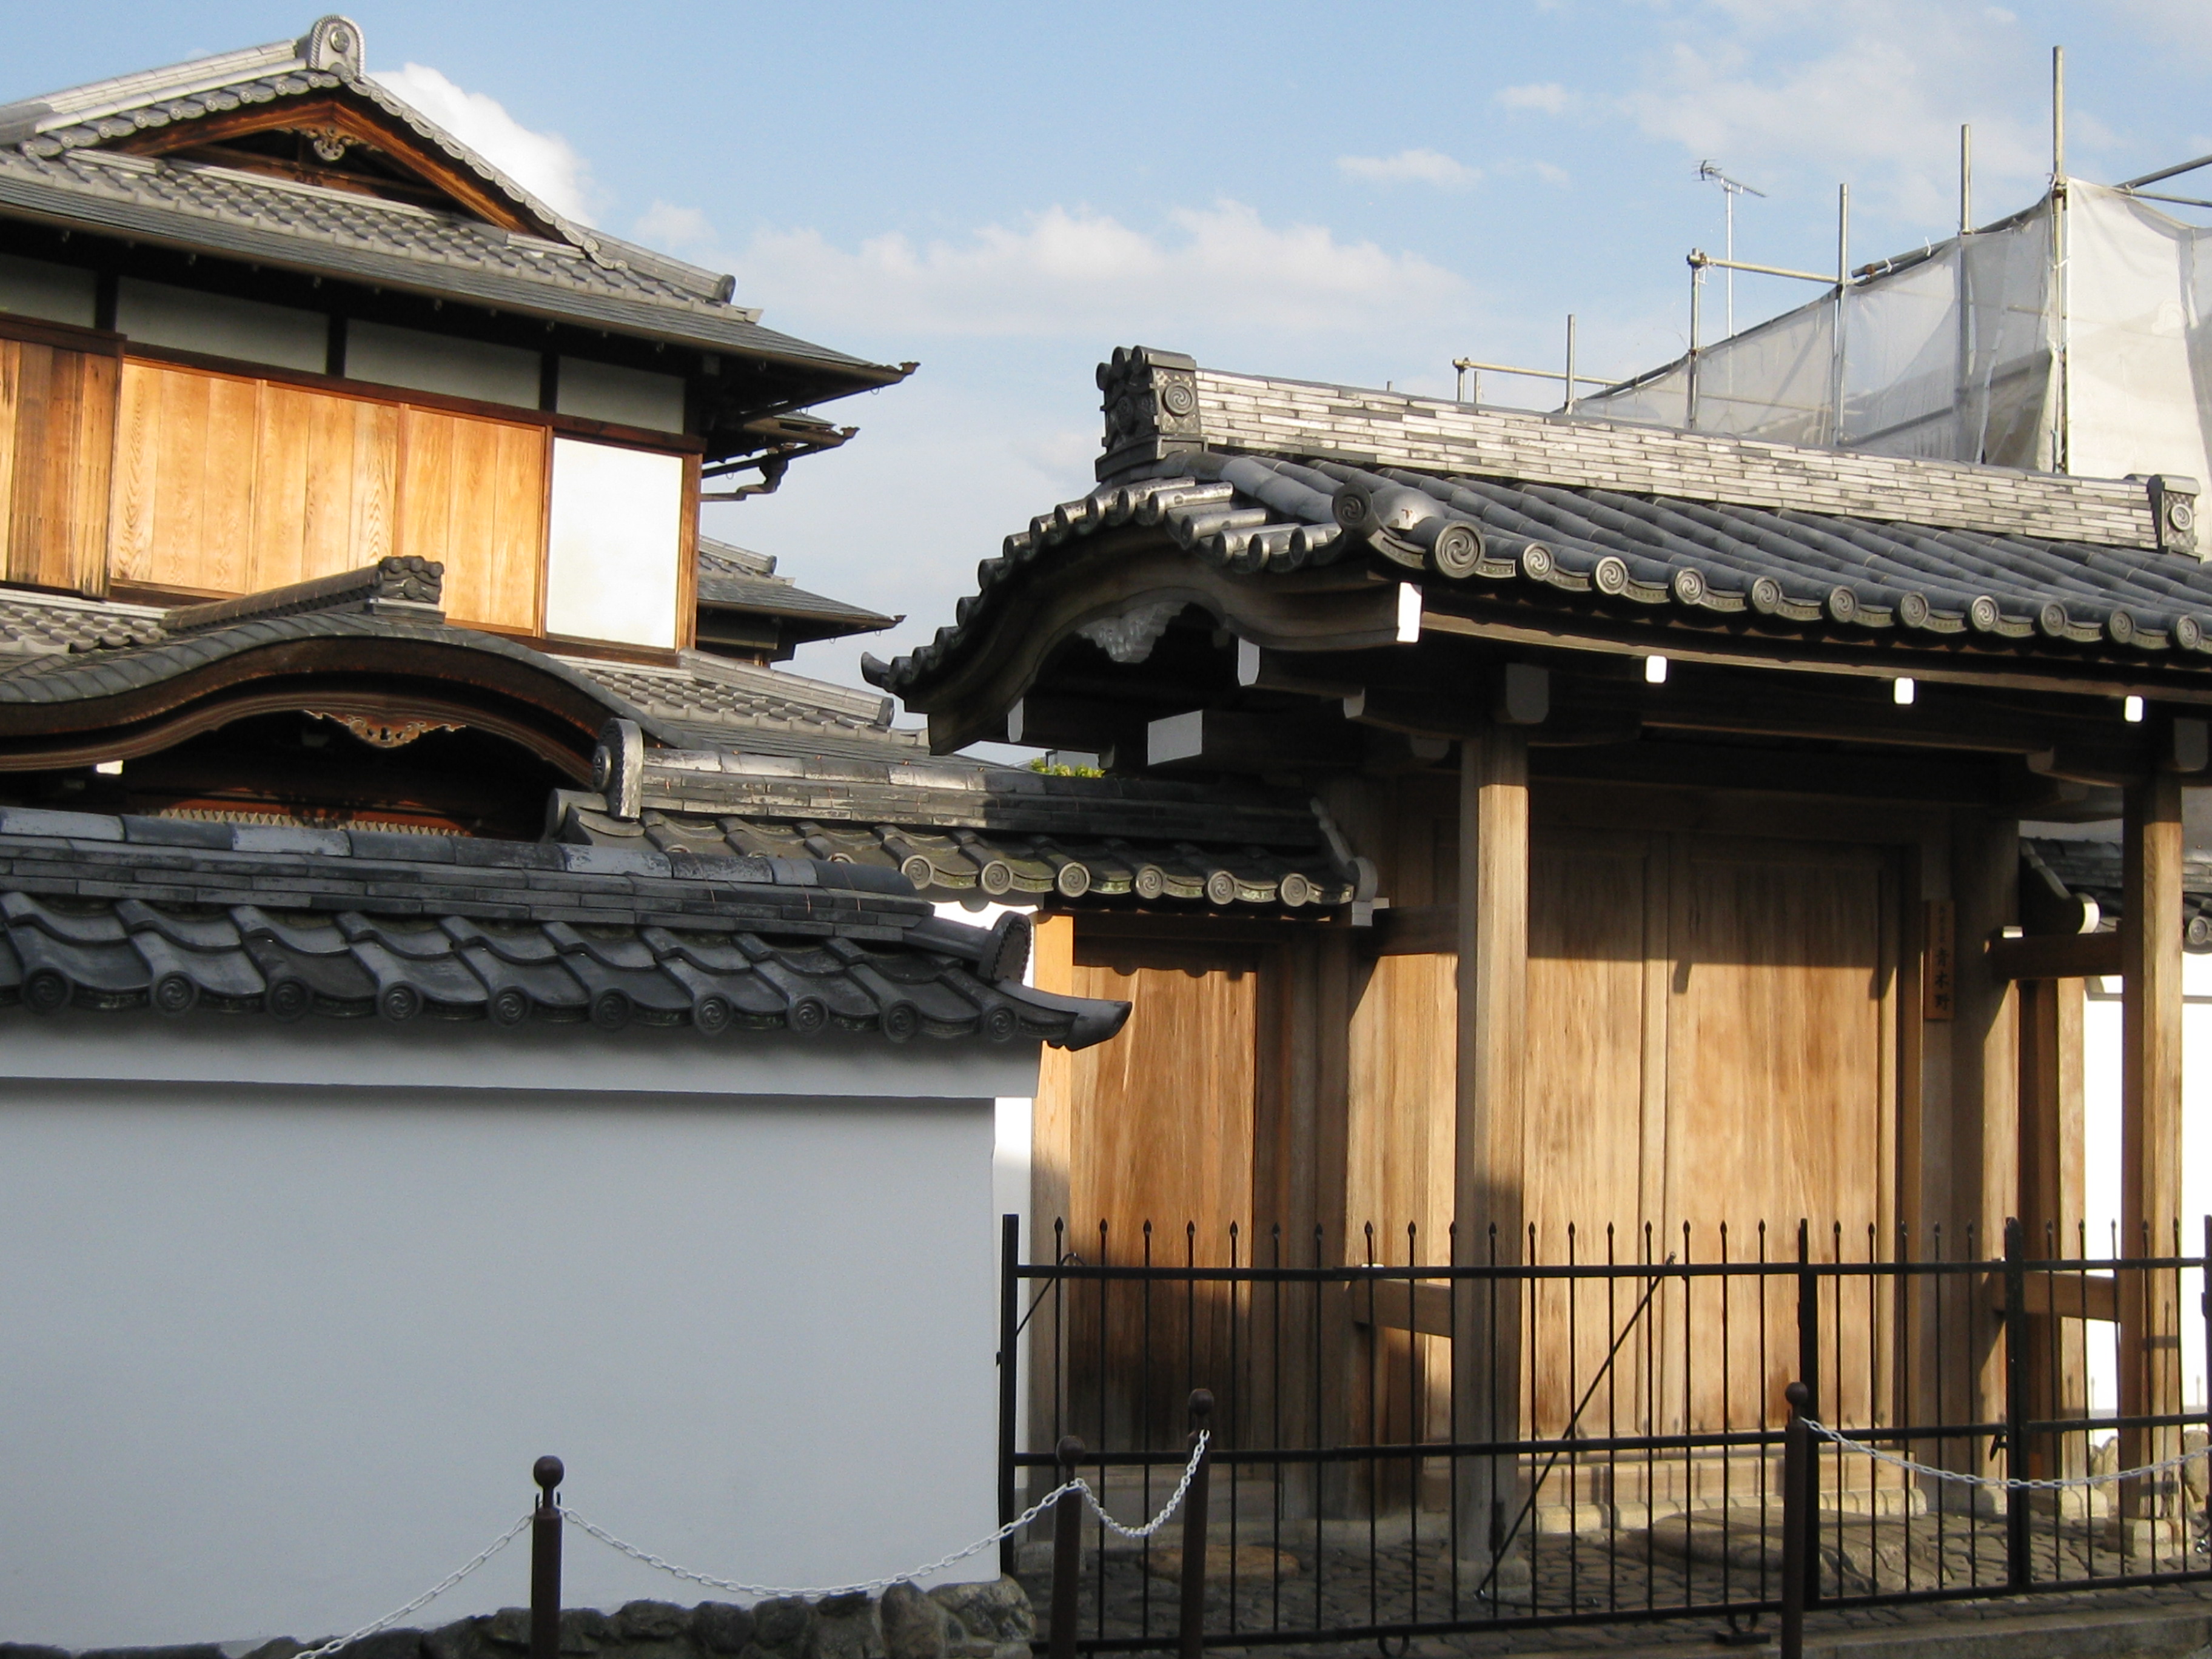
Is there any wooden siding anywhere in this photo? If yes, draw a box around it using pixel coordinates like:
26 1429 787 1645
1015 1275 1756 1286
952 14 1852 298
394 404 545 632
109 358 545 631
1344 817 1900 1450
0 336 116 594
1065 962 1256 1256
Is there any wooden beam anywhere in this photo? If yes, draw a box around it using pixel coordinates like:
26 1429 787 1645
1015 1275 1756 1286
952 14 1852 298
1533 735 2013 806
1986 1270 2115 1321
1418 598 2212 708
1146 706 1361 772
1986 932 2122 980
1363 903 1456 957
1345 1277 1454 1338
2119 771 2185 1521
1454 723 1529 1565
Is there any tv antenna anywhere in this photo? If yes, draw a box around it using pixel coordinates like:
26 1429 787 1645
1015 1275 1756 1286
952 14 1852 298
1697 160 1767 335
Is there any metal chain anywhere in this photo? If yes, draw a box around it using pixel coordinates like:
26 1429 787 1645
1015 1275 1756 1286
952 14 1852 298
1082 1429 1211 1541
565 1430 1210 1600
1803 1417 2211 1492
292 1513 533 1659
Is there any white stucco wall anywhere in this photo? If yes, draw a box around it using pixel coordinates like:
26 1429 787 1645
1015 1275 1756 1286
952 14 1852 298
0 1017 1035 1650
2080 952 2212 1416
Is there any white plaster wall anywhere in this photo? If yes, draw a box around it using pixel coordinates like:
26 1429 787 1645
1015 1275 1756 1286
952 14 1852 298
347 320 541 409
558 358 687 433
0 1062 1005 1648
0 252 95 326
2080 953 2212 1416
115 278 326 373
545 438 685 649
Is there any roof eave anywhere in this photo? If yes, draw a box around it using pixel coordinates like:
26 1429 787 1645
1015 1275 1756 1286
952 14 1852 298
0 174 907 392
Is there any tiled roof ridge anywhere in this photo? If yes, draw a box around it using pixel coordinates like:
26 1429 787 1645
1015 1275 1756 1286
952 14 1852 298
0 804 1131 1047
1140 355 2167 549
562 654 908 740
558 789 1355 914
0 16 802 332
0 16 723 297
868 448 2212 699
698 537 779 579
2022 835 2212 951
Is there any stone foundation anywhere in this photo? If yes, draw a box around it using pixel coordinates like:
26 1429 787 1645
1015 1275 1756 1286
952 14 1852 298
0 1578 1036 1659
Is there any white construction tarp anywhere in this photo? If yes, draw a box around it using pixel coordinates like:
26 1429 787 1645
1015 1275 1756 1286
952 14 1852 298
1574 183 2212 540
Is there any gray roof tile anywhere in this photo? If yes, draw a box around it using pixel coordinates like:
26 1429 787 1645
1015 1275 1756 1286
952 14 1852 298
0 806 1127 1047
873 447 2212 698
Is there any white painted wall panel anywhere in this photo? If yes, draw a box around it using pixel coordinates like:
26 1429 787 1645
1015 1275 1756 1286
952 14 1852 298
116 278 326 372
0 253 95 326
0 1080 998 1649
545 438 685 648
0 1004 1042 1101
558 357 686 433
347 320 540 408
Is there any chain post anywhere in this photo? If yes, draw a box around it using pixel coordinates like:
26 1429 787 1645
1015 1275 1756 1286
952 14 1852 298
1794 1220 1819 1612
530 1455 563 1659
1049 1435 1084 1659
1178 1390 1214 1659
2002 1217 2031 1587
1781 1382 1809 1659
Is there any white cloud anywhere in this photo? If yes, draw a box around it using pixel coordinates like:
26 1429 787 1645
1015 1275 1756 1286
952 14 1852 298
1620 5 2068 222
726 200 1470 339
1337 148 1483 189
370 63 601 224
1493 158 1574 189
634 200 716 252
1498 82 1571 115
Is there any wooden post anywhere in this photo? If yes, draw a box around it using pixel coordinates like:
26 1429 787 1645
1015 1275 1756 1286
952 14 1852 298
1780 1382 1811 1659
1453 725 1529 1570
1027 914 1078 1513
1949 809 2019 1473
2016 973 2086 1483
2119 771 2184 1526
1177 1390 1213 1659
1048 1436 1085 1659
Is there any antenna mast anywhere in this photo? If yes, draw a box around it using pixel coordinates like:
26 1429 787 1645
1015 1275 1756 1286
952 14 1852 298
1697 160 1768 336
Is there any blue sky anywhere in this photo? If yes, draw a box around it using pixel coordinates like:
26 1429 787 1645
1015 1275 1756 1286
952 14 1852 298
10 1 2212 691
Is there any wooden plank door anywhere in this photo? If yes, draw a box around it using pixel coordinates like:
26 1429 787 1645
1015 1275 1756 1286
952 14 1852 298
1659 833 1897 1459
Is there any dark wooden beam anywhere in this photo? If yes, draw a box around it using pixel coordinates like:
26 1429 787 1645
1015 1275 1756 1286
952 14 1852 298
1532 737 2014 805
1986 932 2122 980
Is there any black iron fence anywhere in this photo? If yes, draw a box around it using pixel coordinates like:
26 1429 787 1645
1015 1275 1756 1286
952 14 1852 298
999 1214 2212 1652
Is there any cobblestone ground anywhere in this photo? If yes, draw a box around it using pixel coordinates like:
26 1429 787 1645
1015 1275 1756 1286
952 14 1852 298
1016 1509 2212 1656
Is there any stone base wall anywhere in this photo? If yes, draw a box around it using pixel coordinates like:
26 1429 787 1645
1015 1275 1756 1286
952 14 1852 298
0 1578 1036 1659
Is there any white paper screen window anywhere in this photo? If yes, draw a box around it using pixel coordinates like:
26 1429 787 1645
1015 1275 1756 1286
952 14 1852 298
545 438 685 649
